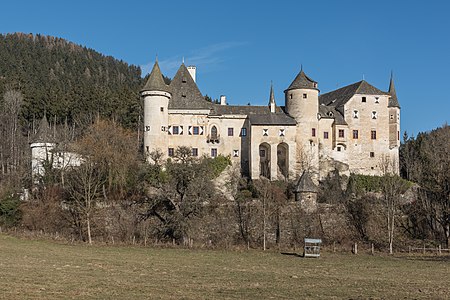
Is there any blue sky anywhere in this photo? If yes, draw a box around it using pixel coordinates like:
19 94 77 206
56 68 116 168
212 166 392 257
1 0 449 136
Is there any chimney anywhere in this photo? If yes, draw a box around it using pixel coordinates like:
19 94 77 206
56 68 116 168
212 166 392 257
187 66 196 83
220 95 227 105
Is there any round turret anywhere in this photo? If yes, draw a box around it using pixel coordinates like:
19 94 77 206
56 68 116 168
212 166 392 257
284 69 319 121
141 60 171 161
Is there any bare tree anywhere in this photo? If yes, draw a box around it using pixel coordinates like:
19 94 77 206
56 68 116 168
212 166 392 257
379 155 408 254
65 159 105 244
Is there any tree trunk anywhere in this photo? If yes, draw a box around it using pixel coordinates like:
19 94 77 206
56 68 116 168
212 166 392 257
87 215 92 245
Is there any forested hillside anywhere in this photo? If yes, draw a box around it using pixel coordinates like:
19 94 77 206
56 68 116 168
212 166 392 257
0 33 143 128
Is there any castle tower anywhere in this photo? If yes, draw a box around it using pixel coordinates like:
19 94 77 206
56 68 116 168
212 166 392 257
140 59 172 161
284 68 320 175
30 114 55 183
388 73 401 172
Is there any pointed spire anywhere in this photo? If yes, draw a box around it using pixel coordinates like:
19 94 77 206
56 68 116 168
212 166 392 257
269 81 276 113
140 59 170 93
388 71 400 108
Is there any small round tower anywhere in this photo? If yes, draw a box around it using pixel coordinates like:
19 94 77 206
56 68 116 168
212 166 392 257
30 114 55 183
284 67 320 175
140 60 171 161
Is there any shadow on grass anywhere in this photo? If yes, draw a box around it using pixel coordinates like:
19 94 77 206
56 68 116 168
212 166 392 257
280 252 304 258
400 255 450 262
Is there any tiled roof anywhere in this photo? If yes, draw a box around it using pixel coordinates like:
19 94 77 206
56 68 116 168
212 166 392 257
294 171 317 193
211 105 281 115
249 113 297 126
285 69 318 91
168 64 212 109
319 80 389 108
211 105 296 125
318 105 347 125
388 75 400 108
141 61 170 93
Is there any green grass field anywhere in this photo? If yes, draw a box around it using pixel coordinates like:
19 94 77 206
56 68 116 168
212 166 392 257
0 234 448 299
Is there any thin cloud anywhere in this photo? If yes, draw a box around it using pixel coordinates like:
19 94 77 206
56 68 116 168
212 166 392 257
141 41 248 77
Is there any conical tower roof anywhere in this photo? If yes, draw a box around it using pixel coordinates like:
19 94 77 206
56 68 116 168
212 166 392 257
33 114 52 143
388 73 400 108
285 68 318 91
294 171 317 193
141 60 170 93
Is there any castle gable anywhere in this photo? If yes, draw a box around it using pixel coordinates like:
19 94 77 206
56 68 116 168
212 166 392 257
319 80 388 108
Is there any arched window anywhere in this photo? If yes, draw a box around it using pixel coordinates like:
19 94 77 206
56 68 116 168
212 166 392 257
211 126 218 140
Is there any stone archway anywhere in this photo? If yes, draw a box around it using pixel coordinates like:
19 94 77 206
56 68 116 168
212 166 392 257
259 143 271 179
277 142 289 179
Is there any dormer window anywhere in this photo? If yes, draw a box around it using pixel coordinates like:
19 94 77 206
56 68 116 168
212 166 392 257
313 83 317 88
182 77 187 83
362 97 367 103
353 110 359 119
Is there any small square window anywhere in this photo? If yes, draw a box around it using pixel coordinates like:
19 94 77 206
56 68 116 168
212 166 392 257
353 110 359 119
172 126 179 135
370 152 375 158
390 114 394 120
193 126 199 135
279 129 285 137
339 129 345 138
362 97 366 103
228 128 234 136
160 107 164 112
371 130 377 140
145 126 151 132
260 149 266 157
324 131 329 139
146 146 149 152
303 93 307 99
192 148 198 157
241 128 247 137
337 146 342 152
263 129 268 136
312 128 316 137
211 148 218 158
233 150 239 157
353 130 359 139
372 111 378 119
289 94 293 99
168 148 174 157
375 97 379 104
161 126 165 132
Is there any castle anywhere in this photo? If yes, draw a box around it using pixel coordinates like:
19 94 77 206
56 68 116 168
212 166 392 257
141 60 400 181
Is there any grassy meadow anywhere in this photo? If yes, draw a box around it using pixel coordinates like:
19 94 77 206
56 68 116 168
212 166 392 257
0 234 448 299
